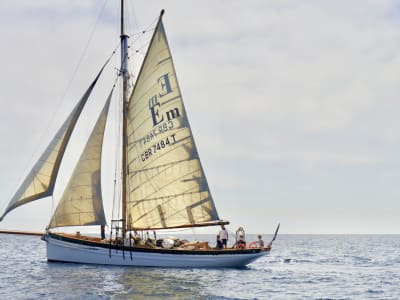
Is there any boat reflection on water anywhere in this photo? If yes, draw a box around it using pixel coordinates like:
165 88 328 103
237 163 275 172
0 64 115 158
118 268 207 299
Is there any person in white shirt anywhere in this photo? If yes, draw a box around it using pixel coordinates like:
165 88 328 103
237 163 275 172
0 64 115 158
257 235 264 248
218 225 228 248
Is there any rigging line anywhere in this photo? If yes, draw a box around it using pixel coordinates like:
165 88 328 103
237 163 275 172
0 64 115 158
129 29 154 46
129 28 154 38
111 2 123 228
60 0 110 99
105 73 119 225
45 0 112 133
128 1 159 38
128 31 152 75
111 77 122 224
126 2 158 82
3 0 112 208
133 41 152 53
125 1 137 92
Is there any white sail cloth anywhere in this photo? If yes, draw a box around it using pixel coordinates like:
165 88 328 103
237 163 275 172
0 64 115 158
126 16 221 230
0 62 109 222
49 89 113 228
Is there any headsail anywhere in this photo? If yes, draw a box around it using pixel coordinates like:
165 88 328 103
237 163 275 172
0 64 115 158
49 87 113 228
125 12 225 230
0 61 110 222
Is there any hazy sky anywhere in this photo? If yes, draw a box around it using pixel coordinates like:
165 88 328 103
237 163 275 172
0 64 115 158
0 1 400 234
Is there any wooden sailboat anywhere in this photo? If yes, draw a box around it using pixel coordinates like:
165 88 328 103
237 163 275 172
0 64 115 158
0 2 278 268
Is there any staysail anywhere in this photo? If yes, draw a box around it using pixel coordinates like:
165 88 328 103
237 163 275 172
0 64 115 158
0 62 109 222
49 88 113 228
125 13 224 230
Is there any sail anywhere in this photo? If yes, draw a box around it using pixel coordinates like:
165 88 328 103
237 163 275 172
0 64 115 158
48 88 113 228
0 62 109 222
125 14 223 230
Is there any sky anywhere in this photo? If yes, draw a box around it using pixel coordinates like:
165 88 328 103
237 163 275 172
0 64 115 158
0 0 400 234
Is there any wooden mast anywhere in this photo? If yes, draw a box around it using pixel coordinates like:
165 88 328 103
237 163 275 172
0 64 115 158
120 0 129 239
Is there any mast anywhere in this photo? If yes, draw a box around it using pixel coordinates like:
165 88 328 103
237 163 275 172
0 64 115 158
120 0 129 238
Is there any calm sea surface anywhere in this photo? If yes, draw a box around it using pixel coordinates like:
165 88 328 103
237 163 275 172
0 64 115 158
0 234 399 299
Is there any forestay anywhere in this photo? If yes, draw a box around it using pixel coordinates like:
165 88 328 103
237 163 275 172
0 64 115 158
0 63 109 222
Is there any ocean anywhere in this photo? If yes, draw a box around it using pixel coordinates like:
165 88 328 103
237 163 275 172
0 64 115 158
0 234 399 299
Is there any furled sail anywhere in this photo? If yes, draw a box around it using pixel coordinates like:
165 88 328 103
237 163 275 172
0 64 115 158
49 88 113 228
0 61 109 222
125 13 224 230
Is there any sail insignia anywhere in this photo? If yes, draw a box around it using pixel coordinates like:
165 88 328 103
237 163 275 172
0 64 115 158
125 14 222 230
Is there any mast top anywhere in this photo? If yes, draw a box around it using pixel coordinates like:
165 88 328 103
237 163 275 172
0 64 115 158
120 0 128 36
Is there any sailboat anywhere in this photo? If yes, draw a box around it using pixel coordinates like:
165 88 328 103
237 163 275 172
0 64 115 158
0 3 278 268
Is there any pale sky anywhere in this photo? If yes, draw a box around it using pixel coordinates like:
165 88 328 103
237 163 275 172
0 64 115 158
0 1 400 234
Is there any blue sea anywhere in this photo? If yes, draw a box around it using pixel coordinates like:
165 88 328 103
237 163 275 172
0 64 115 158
0 234 399 299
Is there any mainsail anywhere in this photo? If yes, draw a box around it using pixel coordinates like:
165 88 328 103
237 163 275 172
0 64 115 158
125 14 223 230
0 62 109 222
49 88 113 228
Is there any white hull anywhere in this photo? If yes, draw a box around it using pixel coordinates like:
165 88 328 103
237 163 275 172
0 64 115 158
45 234 268 268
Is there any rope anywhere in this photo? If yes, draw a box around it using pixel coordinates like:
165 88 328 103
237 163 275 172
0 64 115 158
1 0 112 214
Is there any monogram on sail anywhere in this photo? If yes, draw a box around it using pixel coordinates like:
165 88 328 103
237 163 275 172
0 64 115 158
0 3 279 267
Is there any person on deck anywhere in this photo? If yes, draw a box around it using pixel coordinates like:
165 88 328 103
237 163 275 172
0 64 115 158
216 235 223 249
219 225 228 248
100 224 105 240
257 235 264 248
236 234 246 249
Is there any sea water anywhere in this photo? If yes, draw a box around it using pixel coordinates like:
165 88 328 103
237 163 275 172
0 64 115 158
0 234 399 299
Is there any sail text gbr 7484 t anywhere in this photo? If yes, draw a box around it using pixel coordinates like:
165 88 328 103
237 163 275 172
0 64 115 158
0 2 279 267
